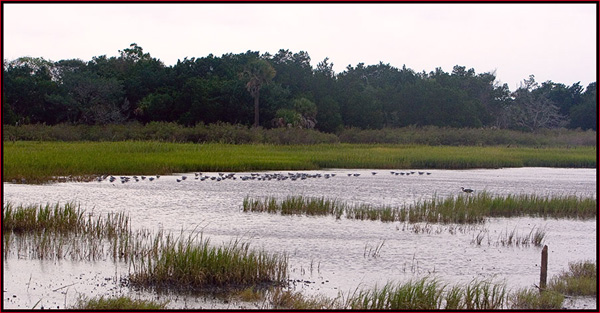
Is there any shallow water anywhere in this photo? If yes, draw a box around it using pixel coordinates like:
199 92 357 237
2 167 597 309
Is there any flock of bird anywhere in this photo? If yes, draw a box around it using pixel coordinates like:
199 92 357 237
98 171 474 193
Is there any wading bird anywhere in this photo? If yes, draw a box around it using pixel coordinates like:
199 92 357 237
461 187 474 193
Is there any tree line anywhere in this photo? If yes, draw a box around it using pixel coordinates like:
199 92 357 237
3 43 596 132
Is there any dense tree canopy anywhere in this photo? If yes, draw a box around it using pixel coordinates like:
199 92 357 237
3 44 596 131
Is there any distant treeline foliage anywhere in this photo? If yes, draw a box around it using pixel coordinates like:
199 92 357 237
3 122 596 147
3 44 597 131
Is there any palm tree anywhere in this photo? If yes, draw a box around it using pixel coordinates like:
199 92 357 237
241 59 276 127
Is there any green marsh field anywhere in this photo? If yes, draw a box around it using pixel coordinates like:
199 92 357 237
3 141 596 183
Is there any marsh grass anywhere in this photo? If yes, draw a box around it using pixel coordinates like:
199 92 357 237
128 230 288 292
549 260 597 296
268 288 337 310
2 202 130 237
2 202 132 260
509 289 564 309
4 141 595 183
3 202 85 234
341 278 507 310
243 193 596 224
71 295 169 310
3 203 287 292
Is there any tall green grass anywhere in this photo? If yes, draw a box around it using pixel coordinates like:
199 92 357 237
2 202 129 237
4 141 596 183
509 289 564 310
342 278 507 310
2 202 131 260
129 231 288 291
243 193 596 224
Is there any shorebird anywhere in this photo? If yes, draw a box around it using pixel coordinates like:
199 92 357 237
461 187 474 193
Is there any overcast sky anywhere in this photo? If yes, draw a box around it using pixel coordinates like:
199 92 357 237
2 3 596 90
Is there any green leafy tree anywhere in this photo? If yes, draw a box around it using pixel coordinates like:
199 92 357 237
240 59 276 127
57 70 128 124
569 82 596 130
3 57 61 124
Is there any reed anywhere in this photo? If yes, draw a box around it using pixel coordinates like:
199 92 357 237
4 141 595 183
243 193 596 224
128 230 289 291
71 295 169 310
548 260 597 296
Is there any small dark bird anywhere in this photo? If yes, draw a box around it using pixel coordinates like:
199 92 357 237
461 187 474 193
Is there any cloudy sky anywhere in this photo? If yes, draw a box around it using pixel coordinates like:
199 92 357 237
3 3 596 90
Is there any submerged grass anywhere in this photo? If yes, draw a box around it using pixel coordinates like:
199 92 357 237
243 193 596 224
4 141 596 183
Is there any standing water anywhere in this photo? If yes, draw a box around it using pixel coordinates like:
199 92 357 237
3 168 597 309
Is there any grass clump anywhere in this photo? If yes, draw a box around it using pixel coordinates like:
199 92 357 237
129 231 288 292
2 202 129 238
549 260 597 296
342 278 507 310
2 202 85 234
2 202 132 260
509 289 564 310
269 289 336 310
243 193 596 224
71 295 169 310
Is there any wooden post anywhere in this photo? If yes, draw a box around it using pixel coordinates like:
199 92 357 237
540 245 548 292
